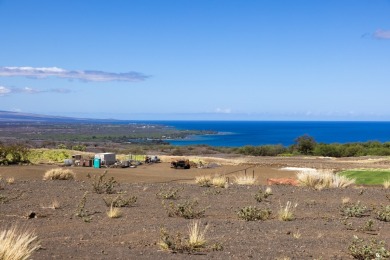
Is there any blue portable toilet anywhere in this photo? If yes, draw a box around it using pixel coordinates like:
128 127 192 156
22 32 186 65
93 158 101 168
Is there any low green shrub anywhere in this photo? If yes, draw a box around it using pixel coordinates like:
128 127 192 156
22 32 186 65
254 188 272 202
71 144 86 151
163 200 207 219
348 236 390 259
361 219 375 232
156 187 182 200
376 205 390 222
75 191 92 222
341 201 368 218
237 206 271 221
0 194 8 204
103 195 137 207
88 171 118 194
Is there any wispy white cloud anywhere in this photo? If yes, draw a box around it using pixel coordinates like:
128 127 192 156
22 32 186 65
373 29 390 39
0 85 71 96
0 66 150 82
362 29 390 40
0 86 11 96
361 29 390 40
215 108 232 114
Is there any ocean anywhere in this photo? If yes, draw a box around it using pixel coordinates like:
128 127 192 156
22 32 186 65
141 121 390 147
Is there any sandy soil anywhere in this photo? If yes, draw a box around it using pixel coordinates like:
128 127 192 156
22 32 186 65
1 156 390 259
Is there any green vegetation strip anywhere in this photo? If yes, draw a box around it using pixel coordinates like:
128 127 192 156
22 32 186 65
28 149 88 164
339 169 390 185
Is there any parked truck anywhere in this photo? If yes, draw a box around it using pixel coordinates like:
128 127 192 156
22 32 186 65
170 159 190 169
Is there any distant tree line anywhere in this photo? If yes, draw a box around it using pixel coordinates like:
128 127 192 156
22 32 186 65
235 134 390 157
2 135 390 163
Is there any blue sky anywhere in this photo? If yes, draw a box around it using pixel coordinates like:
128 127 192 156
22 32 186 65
0 0 389 120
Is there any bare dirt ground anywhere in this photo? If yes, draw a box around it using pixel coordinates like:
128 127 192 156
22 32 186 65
1 156 390 259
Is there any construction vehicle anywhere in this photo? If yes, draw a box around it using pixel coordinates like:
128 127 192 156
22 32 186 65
145 156 161 164
170 159 190 169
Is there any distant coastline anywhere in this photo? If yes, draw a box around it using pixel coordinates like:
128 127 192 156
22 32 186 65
156 121 390 147
1 111 390 147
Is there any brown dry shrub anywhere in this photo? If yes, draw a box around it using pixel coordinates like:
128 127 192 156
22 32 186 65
43 168 75 180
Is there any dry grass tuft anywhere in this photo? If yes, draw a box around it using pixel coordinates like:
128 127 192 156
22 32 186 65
297 169 354 189
342 197 351 204
0 225 40 260
51 199 60 209
292 229 301 239
265 187 272 195
196 174 228 188
188 220 208 249
296 169 330 189
158 220 210 253
383 179 390 189
43 168 75 180
278 201 298 221
211 175 227 188
234 175 257 185
195 175 212 187
332 174 356 188
6 177 15 184
107 205 122 218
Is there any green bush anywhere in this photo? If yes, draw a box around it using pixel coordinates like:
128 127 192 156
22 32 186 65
72 144 86 152
311 142 390 158
57 144 67 149
348 236 390 259
75 191 92 222
163 200 207 219
376 205 390 222
293 135 316 155
103 195 137 207
88 171 118 194
156 187 182 200
254 188 272 203
237 145 286 156
237 206 271 221
0 143 30 165
27 149 71 164
313 144 343 157
361 219 375 232
341 201 368 218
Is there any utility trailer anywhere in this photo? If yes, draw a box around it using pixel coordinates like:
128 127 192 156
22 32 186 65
94 153 116 166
